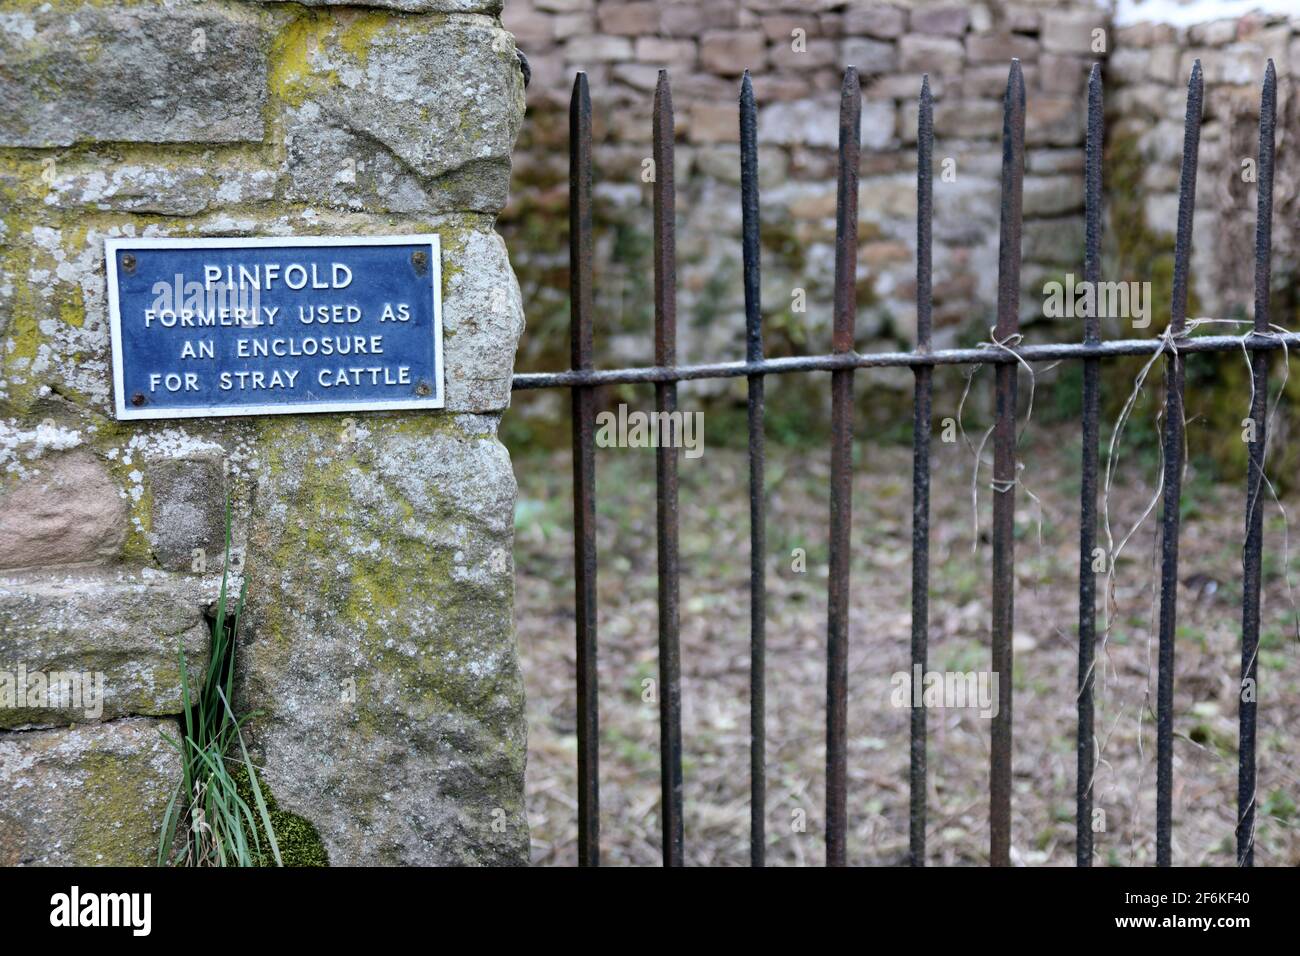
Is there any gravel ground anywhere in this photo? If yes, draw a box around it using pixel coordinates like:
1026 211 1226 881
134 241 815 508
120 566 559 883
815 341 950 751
510 401 1300 866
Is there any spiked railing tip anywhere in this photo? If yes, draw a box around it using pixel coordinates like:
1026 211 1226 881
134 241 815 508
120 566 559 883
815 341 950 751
1005 58 1025 101
656 68 671 97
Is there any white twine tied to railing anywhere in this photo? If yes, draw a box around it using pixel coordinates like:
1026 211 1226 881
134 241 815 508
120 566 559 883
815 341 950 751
957 327 1053 557
1095 317 1300 865
953 316 1299 866
954 318 1300 680
1100 317 1300 647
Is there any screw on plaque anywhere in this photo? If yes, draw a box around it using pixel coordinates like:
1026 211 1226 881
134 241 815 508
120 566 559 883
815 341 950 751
121 253 136 274
415 382 431 397
131 392 146 406
411 250 428 275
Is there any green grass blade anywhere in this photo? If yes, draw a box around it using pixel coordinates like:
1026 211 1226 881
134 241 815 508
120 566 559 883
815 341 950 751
156 781 182 866
218 687 281 867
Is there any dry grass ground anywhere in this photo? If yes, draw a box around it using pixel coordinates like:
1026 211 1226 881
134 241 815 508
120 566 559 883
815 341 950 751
510 384 1300 866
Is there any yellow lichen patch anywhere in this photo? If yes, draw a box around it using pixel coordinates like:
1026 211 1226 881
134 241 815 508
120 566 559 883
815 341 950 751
266 10 337 110
334 9 393 67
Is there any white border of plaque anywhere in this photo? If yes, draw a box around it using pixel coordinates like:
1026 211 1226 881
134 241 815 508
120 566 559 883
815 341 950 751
105 234 444 421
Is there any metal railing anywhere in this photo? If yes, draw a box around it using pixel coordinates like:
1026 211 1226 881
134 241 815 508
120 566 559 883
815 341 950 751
510 58 1287 867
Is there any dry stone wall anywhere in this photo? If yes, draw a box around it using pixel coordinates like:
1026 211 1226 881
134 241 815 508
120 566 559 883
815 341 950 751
1 0 530 865
499 0 1299 431
502 0 1112 385
1109 11 1300 329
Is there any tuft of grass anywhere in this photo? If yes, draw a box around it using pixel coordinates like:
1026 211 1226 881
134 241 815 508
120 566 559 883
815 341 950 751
158 499 281 867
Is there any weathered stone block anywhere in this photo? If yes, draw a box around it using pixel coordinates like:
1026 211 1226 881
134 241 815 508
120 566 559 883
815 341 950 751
1040 53 1090 94
0 718 181 865
1106 48 1150 86
862 101 899 151
899 34 965 75
1182 44 1268 85
597 1 660 36
1116 22 1178 48
0 451 125 571
613 63 663 92
901 99 1002 141
43 160 278 217
501 2 553 46
442 224 526 413
762 15 822 42
565 33 634 62
966 33 1039 64
867 72 945 101
844 4 907 39
759 97 835 149
661 3 740 37
1024 214 1086 264
0 3 268 147
239 415 527 865
1024 174 1084 217
1027 148 1085 175
283 106 463 214
964 63 1039 97
1002 4 1043 33
843 37 898 74
149 455 226 573
700 30 767 75
1026 96 1085 147
553 11 596 36
931 176 1001 244
693 144 789 189
1041 11 1107 55
535 0 590 11
1188 18 1239 47
635 36 698 67
770 38 838 71
687 103 740 144
0 569 212 727
910 5 971 37
279 16 525 215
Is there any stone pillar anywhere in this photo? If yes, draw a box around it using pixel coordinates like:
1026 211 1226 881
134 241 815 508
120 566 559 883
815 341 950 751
0 0 527 866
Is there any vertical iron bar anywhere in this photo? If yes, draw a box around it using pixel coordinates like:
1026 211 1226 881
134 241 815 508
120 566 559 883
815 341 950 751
1238 59 1275 868
1076 62 1103 867
826 66 860 868
653 69 684 867
989 59 1024 868
1156 60 1202 868
909 74 933 868
740 71 767 868
568 72 600 867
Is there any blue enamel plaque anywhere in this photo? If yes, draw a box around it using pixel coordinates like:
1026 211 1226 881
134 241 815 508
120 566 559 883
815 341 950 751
105 235 443 420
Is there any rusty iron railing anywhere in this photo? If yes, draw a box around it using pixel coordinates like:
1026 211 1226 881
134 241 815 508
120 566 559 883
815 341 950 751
511 58 1287 867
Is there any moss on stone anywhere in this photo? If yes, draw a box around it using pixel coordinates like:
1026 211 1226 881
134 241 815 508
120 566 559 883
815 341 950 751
75 750 166 865
230 763 329 867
